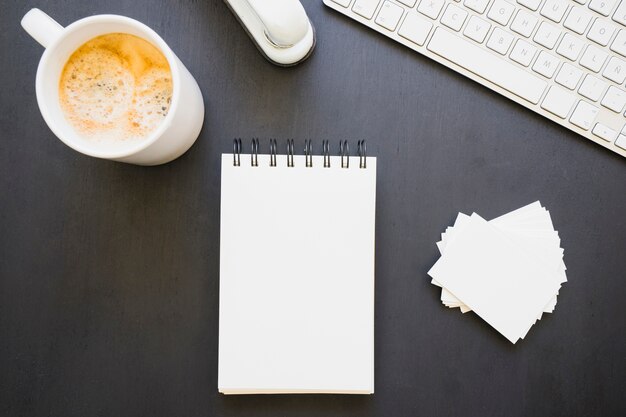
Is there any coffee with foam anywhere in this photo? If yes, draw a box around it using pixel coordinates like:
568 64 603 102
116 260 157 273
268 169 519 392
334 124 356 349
59 33 173 144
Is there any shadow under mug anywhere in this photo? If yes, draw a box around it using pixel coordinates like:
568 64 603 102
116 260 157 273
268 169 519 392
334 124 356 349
21 8 205 165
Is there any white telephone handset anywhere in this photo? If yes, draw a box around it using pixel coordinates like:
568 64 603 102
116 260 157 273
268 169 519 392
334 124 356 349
225 0 315 66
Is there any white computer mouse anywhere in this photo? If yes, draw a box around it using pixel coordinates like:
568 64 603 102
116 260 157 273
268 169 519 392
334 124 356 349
225 0 315 66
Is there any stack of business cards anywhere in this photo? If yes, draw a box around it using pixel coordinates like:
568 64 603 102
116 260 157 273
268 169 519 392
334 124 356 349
428 202 566 343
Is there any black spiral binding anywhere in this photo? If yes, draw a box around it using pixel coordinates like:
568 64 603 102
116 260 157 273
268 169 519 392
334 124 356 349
358 140 367 169
304 140 313 167
251 138 259 167
322 140 330 168
231 139 367 168
339 140 349 169
269 139 277 167
233 138 242 166
286 139 295 167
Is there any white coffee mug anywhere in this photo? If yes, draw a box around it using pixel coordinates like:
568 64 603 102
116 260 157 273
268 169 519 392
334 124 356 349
21 8 205 165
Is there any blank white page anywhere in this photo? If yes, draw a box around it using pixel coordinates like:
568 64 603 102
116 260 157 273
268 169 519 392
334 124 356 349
218 154 377 394
428 214 561 343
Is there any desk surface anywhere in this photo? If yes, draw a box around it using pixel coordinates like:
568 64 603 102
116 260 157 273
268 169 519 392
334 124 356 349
1 1 625 416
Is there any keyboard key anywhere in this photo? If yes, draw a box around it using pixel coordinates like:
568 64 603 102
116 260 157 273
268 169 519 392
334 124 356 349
397 0 417 7
610 29 626 56
464 0 491 14
579 74 608 100
589 0 618 16
592 123 617 141
376 1 404 30
517 0 541 11
603 56 626 83
398 12 433 45
353 0 381 19
580 45 609 71
541 0 569 22
564 7 593 34
570 101 599 129
532 51 561 78
613 0 626 25
574 0 588 4
487 27 515 54
418 0 445 19
510 39 537 65
556 33 585 60
487 0 516 25
616 134 626 149
541 86 577 118
463 15 491 42
511 9 539 37
534 21 561 49
601 85 626 111
332 0 352 7
556 63 584 88
427 28 548 103
441 4 468 31
587 18 616 45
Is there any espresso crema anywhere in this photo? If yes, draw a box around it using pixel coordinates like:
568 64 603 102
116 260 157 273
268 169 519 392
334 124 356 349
59 33 173 143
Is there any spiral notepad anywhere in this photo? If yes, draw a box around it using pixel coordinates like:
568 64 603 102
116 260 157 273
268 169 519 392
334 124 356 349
218 139 377 394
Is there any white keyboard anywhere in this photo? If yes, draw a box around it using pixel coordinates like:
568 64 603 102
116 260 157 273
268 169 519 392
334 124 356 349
324 0 626 158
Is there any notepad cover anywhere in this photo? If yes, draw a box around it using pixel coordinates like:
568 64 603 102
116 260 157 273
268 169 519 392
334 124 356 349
218 155 376 394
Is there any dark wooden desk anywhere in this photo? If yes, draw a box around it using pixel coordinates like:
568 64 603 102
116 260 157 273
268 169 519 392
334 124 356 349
1 1 625 416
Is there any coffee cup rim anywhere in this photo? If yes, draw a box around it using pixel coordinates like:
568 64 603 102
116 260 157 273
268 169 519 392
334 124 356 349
36 14 182 160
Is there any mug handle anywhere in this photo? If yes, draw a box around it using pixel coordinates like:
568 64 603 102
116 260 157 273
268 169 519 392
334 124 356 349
21 8 64 48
